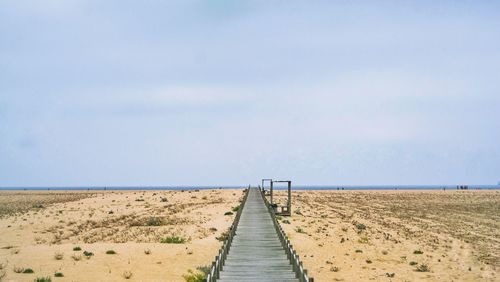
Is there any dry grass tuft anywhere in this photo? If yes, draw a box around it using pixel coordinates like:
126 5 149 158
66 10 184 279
330 266 340 272
182 269 205 282
13 266 24 273
71 254 82 261
0 192 94 217
160 236 186 244
54 252 64 260
0 260 7 270
416 264 430 272
122 270 133 279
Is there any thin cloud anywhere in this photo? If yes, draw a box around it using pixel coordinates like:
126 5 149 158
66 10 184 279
0 1 499 186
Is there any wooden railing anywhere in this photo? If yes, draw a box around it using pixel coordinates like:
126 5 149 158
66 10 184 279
206 187 249 282
260 188 314 282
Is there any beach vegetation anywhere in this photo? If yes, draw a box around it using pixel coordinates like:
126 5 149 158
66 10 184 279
356 223 366 231
34 277 51 282
71 254 82 261
54 252 63 260
22 268 34 273
365 259 372 264
386 272 395 277
0 260 7 270
196 265 211 275
182 269 205 282
224 211 233 216
146 217 163 226
13 266 24 273
413 250 423 254
161 236 186 244
54 272 64 277
144 249 151 255
122 271 133 279
72 246 81 251
106 250 116 255
355 249 363 253
295 227 305 233
281 219 290 224
83 251 93 258
232 205 240 212
416 264 430 272
330 266 340 272
409 261 418 266
358 236 369 244
294 209 303 215
216 230 230 242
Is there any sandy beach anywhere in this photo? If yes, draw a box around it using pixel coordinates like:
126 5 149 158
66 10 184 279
0 189 243 281
1 189 499 281
271 190 499 281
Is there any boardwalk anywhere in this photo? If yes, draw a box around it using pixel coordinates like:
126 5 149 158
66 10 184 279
217 188 300 282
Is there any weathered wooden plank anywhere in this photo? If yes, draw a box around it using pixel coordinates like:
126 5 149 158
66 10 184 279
216 188 298 281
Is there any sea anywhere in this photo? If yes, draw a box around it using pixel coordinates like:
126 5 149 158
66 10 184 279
1 184 499 191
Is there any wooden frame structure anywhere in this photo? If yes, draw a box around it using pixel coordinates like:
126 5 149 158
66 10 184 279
261 178 273 193
270 180 292 216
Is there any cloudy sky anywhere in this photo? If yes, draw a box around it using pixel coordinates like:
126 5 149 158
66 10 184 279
1 1 499 187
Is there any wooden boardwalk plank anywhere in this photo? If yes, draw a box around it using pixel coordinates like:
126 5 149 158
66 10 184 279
216 188 299 281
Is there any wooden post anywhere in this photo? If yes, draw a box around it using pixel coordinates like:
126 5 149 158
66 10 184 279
287 180 292 215
262 179 272 193
211 261 216 282
215 257 219 278
270 181 274 204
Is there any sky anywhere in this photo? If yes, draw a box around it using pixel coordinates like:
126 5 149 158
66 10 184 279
1 1 499 187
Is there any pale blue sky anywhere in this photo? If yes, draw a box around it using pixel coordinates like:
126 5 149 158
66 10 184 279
1 1 499 186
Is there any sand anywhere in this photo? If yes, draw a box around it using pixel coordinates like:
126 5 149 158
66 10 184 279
0 189 243 281
2 189 499 281
271 190 499 281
